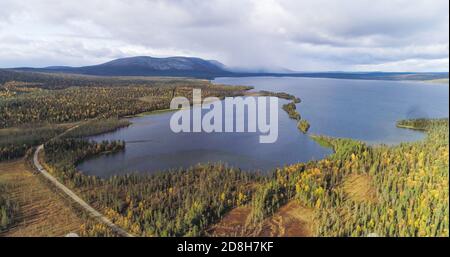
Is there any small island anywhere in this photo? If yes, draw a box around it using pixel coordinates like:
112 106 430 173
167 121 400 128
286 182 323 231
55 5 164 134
297 120 310 133
282 102 301 120
280 94 310 134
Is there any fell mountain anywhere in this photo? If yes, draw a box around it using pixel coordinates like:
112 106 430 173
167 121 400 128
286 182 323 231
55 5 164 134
14 56 232 78
8 56 449 81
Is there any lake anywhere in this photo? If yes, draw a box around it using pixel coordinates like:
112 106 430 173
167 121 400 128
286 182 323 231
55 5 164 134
77 77 449 177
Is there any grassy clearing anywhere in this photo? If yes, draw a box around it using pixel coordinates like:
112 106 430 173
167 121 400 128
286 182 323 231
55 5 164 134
207 206 252 237
341 174 377 203
208 200 314 237
0 159 90 236
256 201 314 237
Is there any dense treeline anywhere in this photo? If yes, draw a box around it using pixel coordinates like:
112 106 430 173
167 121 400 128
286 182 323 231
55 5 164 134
259 91 300 103
63 118 131 138
247 118 449 236
1 71 251 128
44 139 125 186
0 118 131 162
0 125 65 161
1 86 246 128
396 118 438 131
42 138 260 236
0 69 213 89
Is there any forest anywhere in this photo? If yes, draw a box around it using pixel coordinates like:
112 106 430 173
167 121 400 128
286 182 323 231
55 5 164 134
246 118 448 236
42 137 260 236
0 125 66 161
0 80 250 128
0 69 217 89
35 117 448 237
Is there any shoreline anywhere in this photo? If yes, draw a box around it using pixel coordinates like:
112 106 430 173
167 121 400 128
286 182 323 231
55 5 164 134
396 124 427 131
123 108 176 118
212 75 450 85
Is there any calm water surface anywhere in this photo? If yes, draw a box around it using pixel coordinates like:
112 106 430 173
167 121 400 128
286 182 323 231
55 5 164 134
78 77 449 177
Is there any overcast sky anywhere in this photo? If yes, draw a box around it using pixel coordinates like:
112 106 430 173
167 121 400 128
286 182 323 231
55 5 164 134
0 0 448 71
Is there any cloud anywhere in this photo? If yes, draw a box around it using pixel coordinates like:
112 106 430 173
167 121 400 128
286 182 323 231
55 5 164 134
0 0 448 71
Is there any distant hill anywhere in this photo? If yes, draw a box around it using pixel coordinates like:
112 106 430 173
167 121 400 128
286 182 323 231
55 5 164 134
13 56 233 78
6 56 449 81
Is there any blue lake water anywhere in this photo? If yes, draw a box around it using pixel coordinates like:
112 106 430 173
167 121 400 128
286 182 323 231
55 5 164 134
78 77 449 177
